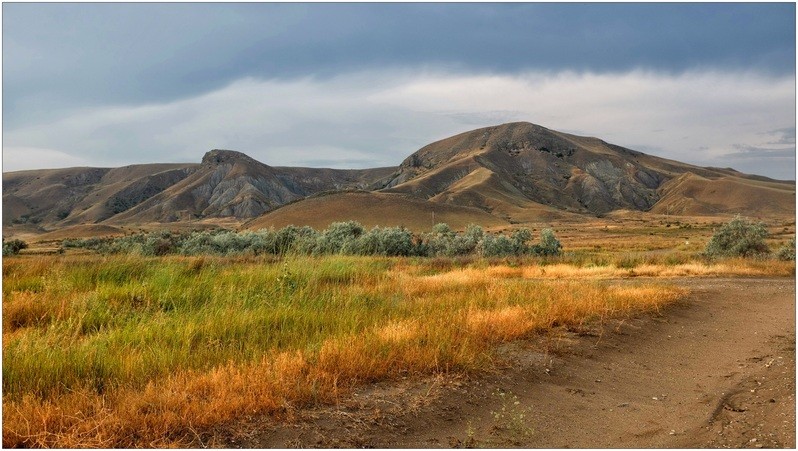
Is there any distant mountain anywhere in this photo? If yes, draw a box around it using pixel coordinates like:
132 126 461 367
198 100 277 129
380 122 794 222
3 122 794 236
3 149 394 231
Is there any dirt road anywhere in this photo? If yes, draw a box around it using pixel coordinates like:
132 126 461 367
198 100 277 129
219 278 795 448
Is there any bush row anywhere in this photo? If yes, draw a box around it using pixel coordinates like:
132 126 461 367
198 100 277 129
61 222 562 258
2 239 28 257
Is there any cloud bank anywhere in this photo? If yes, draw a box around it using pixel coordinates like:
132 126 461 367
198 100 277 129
4 69 795 180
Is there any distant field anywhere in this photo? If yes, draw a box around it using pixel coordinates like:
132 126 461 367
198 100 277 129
3 251 794 447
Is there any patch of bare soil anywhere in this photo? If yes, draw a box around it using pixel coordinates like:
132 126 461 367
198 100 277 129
213 278 795 448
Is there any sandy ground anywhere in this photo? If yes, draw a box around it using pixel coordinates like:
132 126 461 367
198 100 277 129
215 277 795 448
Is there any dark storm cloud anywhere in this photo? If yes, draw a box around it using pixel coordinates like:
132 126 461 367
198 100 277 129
3 3 795 180
3 2 795 124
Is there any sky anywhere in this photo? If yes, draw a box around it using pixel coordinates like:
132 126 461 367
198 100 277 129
3 3 796 180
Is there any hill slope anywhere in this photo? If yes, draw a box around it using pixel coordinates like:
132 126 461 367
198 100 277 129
243 191 508 232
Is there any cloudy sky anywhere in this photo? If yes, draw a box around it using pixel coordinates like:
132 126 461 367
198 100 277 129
3 3 796 179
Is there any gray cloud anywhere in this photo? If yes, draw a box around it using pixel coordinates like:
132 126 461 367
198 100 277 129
442 110 524 126
4 3 795 181
760 127 796 145
728 144 796 159
4 3 795 129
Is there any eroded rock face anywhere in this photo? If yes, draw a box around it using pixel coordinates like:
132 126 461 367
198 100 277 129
384 122 669 216
188 153 298 219
105 168 195 216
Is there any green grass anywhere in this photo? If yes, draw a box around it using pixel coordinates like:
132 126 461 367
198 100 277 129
3 255 400 400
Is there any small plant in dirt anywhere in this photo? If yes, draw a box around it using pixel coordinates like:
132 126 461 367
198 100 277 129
490 389 533 444
3 239 28 256
463 420 478 448
704 216 770 258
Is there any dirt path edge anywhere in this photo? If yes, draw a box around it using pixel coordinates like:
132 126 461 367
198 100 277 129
215 277 796 448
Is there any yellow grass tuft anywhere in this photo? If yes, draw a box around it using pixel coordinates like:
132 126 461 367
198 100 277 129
466 306 533 342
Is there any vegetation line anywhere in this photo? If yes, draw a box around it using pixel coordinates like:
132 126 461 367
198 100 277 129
59 221 562 258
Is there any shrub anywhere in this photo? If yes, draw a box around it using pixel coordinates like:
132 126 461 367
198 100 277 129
424 223 456 257
315 221 365 255
510 228 533 255
374 226 414 256
275 225 302 255
533 228 562 256
291 226 320 255
431 223 454 237
3 239 28 256
447 224 484 256
704 216 770 258
776 237 796 261
349 226 414 256
143 231 178 256
480 234 515 257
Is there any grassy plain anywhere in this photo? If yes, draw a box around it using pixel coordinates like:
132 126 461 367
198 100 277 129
2 217 795 447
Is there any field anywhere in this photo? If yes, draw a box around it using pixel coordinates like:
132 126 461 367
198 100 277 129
2 218 795 447
3 256 794 447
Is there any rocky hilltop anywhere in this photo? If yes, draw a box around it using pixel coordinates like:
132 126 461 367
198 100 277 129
379 122 794 222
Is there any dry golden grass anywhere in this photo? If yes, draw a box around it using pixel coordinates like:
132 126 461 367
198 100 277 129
395 258 794 282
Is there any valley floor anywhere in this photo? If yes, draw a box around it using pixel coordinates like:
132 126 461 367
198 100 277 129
219 277 796 448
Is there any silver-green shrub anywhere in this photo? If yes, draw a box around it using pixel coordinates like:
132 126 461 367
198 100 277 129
776 237 795 261
480 233 515 257
533 228 562 256
315 221 365 255
704 216 770 258
59 222 564 259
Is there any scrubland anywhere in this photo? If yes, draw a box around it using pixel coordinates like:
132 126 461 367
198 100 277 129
3 214 795 448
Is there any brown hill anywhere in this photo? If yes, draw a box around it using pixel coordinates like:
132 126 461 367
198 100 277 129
382 122 794 221
3 164 197 227
2 150 395 233
650 172 796 218
243 191 508 232
106 150 397 224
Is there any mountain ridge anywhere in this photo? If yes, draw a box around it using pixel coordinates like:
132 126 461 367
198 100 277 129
3 122 794 235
